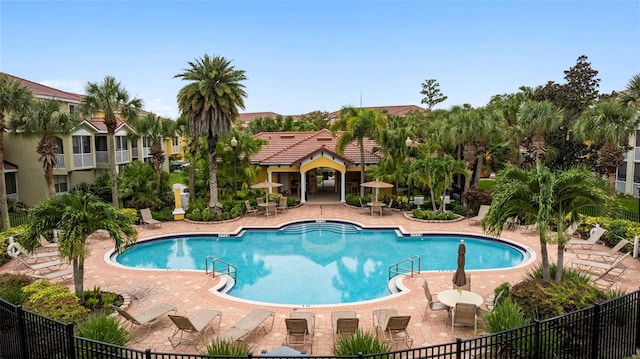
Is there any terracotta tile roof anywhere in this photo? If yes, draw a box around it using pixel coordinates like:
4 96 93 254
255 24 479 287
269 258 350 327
88 118 130 133
1 72 83 103
251 128 381 166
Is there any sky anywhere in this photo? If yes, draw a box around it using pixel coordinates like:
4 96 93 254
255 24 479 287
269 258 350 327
1 0 638 120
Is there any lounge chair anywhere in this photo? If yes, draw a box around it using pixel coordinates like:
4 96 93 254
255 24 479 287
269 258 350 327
468 205 490 225
371 201 383 216
372 309 413 349
38 235 58 251
216 309 275 347
245 200 258 216
384 198 394 212
331 310 359 341
573 239 629 262
256 197 265 213
30 267 74 281
570 252 630 276
284 311 314 353
452 302 478 332
566 227 606 250
7 242 59 263
452 275 472 291
168 309 222 348
140 208 161 228
113 303 177 340
421 280 448 320
580 253 631 290
277 197 288 213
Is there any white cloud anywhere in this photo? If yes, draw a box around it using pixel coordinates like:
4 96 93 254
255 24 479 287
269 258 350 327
40 79 83 94
144 97 179 119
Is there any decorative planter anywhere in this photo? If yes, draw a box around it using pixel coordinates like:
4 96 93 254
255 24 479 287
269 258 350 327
403 212 466 223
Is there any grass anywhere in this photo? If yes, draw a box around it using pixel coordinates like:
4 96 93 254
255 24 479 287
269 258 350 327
616 194 638 213
169 171 185 186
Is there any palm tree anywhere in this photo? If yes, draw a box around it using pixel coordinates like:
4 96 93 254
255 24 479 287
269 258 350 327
175 54 247 213
19 191 137 300
410 155 469 211
483 166 609 281
9 100 79 197
132 114 175 194
335 107 387 197
618 73 640 111
517 100 564 170
80 76 143 208
572 99 638 187
0 74 33 229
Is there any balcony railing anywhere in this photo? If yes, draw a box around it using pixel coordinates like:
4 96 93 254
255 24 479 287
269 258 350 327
116 150 129 163
95 151 107 164
54 154 65 169
73 153 93 168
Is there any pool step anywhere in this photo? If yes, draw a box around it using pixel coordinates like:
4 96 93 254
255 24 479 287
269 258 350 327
280 223 360 235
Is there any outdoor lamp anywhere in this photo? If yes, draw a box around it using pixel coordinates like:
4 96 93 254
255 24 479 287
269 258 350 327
231 137 238 198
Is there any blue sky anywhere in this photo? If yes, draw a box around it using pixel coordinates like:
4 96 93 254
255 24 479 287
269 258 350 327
1 0 638 119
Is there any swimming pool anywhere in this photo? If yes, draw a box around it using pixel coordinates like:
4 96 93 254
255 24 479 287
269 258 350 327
113 222 528 305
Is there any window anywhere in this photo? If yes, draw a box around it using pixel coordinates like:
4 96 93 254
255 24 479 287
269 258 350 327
69 104 76 115
116 136 128 150
55 137 64 154
95 136 107 151
72 136 91 154
5 172 16 195
143 137 151 147
54 175 68 193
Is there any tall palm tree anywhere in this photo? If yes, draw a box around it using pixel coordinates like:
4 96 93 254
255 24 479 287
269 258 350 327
80 76 143 208
618 73 640 111
483 166 609 281
572 99 638 187
175 54 247 213
19 191 137 300
335 107 387 197
132 114 175 194
9 100 79 197
0 74 33 229
517 100 564 171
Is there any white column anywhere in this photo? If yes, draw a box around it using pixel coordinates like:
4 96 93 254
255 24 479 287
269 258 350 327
300 171 307 203
340 171 346 203
268 172 273 194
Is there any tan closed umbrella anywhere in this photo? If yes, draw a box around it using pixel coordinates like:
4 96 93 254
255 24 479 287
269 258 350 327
250 180 283 204
452 240 466 292
360 180 394 202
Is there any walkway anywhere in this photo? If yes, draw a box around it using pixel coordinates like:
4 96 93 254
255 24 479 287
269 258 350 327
2 204 638 355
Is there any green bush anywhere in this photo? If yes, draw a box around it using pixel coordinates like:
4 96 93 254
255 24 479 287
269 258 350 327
0 273 33 305
75 313 131 345
524 263 592 284
82 286 123 311
483 297 530 333
22 281 88 323
119 208 138 224
204 338 251 356
332 330 390 356
411 209 456 220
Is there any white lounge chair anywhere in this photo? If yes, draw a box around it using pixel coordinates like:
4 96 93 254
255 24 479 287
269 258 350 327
566 227 606 250
216 309 275 347
573 253 630 290
168 309 222 348
573 239 629 262
7 242 59 263
30 267 73 281
140 208 161 228
468 205 490 225
113 303 177 340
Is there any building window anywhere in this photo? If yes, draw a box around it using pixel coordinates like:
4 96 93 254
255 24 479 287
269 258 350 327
95 136 107 151
54 175 68 193
5 172 16 195
72 136 91 154
116 136 128 150
143 137 151 147
69 104 76 114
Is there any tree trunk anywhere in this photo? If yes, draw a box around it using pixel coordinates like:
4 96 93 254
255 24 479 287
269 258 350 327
45 162 55 197
539 237 551 280
73 258 84 301
473 154 483 188
429 188 437 211
555 243 565 281
188 137 197 198
0 116 10 230
106 128 119 208
207 133 220 214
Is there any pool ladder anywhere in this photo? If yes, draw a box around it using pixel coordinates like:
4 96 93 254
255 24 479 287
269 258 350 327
205 256 237 282
388 255 421 280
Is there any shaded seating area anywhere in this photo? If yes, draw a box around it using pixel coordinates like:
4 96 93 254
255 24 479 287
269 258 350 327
245 200 258 216
216 309 275 348
140 208 161 228
284 311 314 353
113 303 177 340
168 309 222 349
331 310 359 341
372 309 413 349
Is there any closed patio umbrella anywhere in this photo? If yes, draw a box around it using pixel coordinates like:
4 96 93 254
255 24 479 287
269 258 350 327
452 240 466 292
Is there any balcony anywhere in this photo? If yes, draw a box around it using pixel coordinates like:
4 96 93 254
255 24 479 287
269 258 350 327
73 153 94 168
54 154 65 169
96 151 108 164
116 150 130 164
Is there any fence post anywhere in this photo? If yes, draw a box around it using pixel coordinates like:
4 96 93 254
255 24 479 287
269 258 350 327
65 322 76 359
634 236 639 258
534 320 541 359
15 305 28 359
636 292 640 349
590 303 601 359
455 338 462 359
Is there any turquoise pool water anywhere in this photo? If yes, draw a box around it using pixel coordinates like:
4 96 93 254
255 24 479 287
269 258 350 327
114 222 526 305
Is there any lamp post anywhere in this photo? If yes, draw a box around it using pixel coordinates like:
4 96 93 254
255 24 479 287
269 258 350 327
231 136 238 198
405 137 412 208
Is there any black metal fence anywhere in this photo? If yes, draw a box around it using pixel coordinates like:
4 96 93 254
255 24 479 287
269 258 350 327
0 211 29 231
579 205 639 223
1 291 639 359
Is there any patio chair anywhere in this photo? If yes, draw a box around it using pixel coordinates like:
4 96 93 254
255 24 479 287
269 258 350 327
421 280 449 320
452 275 471 291
371 201 383 216
38 235 58 251
384 198 394 212
113 303 177 340
285 311 314 353
30 267 74 281
216 308 275 347
7 242 59 263
581 253 631 290
266 202 277 217
168 309 222 348
468 205 490 225
256 197 266 213
277 196 288 213
570 252 630 276
140 208 161 228
566 226 606 250
373 309 413 349
331 310 359 341
245 200 258 216
573 239 629 262
452 302 478 332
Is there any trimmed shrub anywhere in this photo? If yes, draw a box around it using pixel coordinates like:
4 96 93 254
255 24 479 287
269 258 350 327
75 313 131 345
205 338 251 356
0 273 33 305
332 330 390 356
483 297 530 333
22 281 88 323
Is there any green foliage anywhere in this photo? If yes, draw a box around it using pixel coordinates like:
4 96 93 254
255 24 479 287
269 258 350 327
483 297 530 333
22 281 88 323
204 338 250 356
524 263 592 285
412 209 456 220
0 224 26 258
75 313 131 346
119 208 138 224
71 174 112 203
450 202 467 216
464 188 493 215
510 278 607 320
0 273 33 304
82 286 123 311
494 282 511 307
332 330 390 357
118 161 171 209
